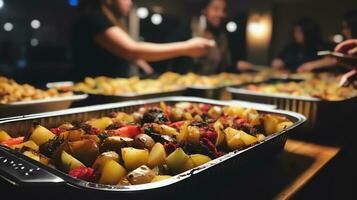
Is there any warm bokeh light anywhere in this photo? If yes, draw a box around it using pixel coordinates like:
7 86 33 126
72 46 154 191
247 13 272 46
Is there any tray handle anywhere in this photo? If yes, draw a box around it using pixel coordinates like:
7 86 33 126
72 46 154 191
0 147 64 186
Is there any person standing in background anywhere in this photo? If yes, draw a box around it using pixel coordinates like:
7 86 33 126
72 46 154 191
271 18 336 73
168 0 252 75
71 0 215 80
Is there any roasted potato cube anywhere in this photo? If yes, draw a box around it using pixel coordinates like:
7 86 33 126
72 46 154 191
182 154 211 172
0 130 11 142
223 105 244 117
242 108 260 126
264 114 279 135
121 147 149 170
152 124 179 137
276 121 294 132
13 140 39 151
147 143 166 168
208 106 222 119
114 112 135 124
98 159 126 185
165 148 189 173
89 117 113 131
30 125 56 146
92 151 120 171
61 151 85 172
187 126 200 145
176 121 190 144
240 131 258 146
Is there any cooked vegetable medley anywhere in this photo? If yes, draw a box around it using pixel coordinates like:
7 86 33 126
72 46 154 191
246 78 357 101
0 102 293 186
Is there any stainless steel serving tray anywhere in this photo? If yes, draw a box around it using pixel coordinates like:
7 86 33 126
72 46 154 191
0 94 88 118
227 79 357 132
0 97 305 195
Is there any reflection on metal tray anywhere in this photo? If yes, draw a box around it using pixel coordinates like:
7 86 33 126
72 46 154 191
227 79 357 132
0 94 88 119
0 96 305 195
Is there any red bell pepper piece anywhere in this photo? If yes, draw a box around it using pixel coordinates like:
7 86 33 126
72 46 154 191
1 137 24 147
69 166 96 182
169 121 185 129
111 125 141 138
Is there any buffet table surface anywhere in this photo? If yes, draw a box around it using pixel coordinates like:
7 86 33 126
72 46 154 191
218 139 341 200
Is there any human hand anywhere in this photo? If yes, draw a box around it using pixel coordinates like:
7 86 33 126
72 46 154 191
335 39 357 56
184 37 216 57
297 62 316 73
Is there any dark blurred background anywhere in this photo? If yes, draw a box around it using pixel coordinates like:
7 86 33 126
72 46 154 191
0 0 356 85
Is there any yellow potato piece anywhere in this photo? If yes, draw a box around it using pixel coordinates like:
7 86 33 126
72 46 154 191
151 175 172 183
92 151 120 171
240 131 258 146
187 126 200 145
13 140 39 151
224 127 240 142
276 121 294 132
61 151 85 172
121 147 149 170
30 125 56 146
148 143 166 168
165 148 189 173
190 154 211 167
227 134 245 150
0 130 11 142
264 115 279 135
98 160 126 185
89 117 113 131
181 157 195 172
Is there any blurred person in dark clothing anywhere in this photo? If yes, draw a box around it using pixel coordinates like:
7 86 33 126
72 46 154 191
342 10 357 40
271 18 336 73
71 0 214 79
168 0 251 75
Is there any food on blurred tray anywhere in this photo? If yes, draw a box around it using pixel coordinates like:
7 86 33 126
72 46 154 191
71 76 183 96
1 101 293 186
245 78 357 101
70 72 269 96
0 76 73 104
160 72 268 88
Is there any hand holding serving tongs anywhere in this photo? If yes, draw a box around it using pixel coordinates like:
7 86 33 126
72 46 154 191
318 39 357 88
